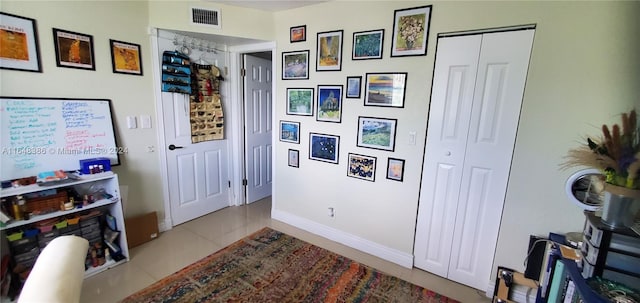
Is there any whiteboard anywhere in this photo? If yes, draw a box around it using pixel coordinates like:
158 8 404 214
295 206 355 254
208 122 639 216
1 97 121 181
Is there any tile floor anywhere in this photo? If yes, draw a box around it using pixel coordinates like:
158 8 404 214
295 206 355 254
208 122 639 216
80 197 492 302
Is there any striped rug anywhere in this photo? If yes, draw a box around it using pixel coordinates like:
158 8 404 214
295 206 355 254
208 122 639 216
120 227 458 303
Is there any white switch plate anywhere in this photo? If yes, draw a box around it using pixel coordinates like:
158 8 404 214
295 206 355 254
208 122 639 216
127 116 137 129
140 115 152 129
409 131 417 145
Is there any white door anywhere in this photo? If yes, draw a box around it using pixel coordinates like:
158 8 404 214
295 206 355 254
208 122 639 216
162 92 230 225
243 54 272 204
414 29 534 290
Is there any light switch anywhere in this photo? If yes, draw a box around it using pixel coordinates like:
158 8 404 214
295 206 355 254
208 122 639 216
127 116 137 129
140 115 152 129
409 131 417 145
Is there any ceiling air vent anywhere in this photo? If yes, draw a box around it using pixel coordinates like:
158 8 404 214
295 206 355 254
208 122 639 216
191 7 221 28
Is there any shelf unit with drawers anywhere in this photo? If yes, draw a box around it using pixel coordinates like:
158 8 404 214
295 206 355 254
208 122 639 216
0 172 129 282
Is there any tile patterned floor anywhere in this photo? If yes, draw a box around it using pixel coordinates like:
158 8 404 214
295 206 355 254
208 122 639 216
80 197 491 302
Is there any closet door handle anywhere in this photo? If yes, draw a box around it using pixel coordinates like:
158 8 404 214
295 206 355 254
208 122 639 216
168 144 184 150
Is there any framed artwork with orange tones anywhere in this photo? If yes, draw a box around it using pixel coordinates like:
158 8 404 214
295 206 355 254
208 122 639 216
52 28 95 70
110 39 143 76
0 12 42 72
290 25 306 43
316 29 343 71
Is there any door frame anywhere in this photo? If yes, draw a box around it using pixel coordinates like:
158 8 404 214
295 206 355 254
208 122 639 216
150 26 275 230
228 42 276 206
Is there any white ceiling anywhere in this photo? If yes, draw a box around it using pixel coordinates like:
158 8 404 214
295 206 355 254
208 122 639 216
206 0 328 12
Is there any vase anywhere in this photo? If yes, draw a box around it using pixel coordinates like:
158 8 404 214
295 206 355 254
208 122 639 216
601 184 640 229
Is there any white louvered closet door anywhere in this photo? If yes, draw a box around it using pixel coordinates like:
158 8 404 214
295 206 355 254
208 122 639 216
414 29 534 290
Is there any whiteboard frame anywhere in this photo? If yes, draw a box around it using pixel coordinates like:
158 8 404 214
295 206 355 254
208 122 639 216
1 96 121 181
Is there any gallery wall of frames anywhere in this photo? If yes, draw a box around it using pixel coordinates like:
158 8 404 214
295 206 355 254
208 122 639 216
279 5 431 183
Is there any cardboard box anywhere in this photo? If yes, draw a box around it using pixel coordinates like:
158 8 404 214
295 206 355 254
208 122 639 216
125 212 159 248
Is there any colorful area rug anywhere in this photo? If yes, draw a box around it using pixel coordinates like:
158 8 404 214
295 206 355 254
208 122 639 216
120 227 458 303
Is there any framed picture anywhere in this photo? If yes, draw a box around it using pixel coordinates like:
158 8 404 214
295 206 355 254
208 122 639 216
282 50 309 80
364 72 407 108
290 25 306 43
288 149 300 168
352 29 384 60
316 30 343 71
347 153 377 182
357 116 397 152
391 5 432 57
287 88 314 116
309 133 340 164
0 12 42 72
346 76 362 99
109 39 143 75
387 158 405 182
52 28 95 70
279 120 300 144
316 85 343 123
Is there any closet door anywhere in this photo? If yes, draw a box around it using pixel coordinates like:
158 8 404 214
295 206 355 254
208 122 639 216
413 35 482 278
415 29 534 290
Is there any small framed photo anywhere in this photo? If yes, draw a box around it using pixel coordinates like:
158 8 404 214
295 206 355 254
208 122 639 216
346 76 362 99
357 116 397 152
290 25 306 43
0 12 42 72
279 120 300 144
287 88 314 116
316 85 343 123
288 149 300 168
391 5 432 57
282 50 309 80
309 133 340 164
387 158 405 182
109 39 143 75
316 30 343 71
347 153 377 182
52 28 95 70
364 72 407 108
352 29 384 60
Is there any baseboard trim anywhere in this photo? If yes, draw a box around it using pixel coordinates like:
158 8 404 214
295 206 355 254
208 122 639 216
272 209 413 268
486 281 537 303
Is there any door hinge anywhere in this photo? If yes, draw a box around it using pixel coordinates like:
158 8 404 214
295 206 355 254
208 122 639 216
228 180 231 188
242 179 248 186
240 68 246 77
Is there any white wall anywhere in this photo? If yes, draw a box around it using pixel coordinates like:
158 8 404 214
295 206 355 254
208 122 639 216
0 1 275 222
3 0 638 289
272 0 640 285
0 1 163 218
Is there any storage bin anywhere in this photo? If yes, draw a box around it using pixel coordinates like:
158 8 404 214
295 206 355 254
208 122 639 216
11 237 38 254
67 216 80 225
7 231 23 242
38 224 54 233
14 246 40 263
23 228 40 238
37 229 59 240
54 220 68 229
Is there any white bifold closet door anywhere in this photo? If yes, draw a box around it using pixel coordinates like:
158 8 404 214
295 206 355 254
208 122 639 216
414 29 534 290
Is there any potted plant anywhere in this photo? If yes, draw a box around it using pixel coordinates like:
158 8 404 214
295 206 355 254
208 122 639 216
563 109 640 228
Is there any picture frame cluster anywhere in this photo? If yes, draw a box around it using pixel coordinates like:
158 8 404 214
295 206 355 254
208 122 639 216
0 12 143 75
280 5 434 183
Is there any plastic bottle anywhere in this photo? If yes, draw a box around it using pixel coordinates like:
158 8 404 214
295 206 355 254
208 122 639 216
16 195 28 220
12 200 22 220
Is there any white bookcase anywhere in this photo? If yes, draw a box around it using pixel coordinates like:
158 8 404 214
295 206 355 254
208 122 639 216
0 172 129 279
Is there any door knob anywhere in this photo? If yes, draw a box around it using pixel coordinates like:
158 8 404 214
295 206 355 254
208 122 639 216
445 151 451 156
168 144 184 150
